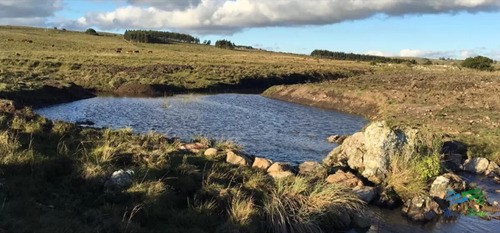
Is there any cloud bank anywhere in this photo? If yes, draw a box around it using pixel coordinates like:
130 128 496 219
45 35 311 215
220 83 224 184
64 0 500 34
366 48 500 60
0 0 60 26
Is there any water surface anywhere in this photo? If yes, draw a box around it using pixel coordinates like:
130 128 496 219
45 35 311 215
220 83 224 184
36 94 367 164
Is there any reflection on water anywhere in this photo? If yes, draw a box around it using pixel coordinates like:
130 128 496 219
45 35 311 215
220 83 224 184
35 94 367 164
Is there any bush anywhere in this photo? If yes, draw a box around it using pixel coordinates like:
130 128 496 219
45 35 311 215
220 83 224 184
215 40 235 49
85 28 99 36
462 56 494 71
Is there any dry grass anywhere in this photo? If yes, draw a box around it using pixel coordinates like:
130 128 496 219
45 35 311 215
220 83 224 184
0 25 370 93
263 177 365 233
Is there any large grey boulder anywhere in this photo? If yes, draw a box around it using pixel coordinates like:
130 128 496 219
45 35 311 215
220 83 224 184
324 121 416 184
429 173 466 199
226 150 252 166
402 195 441 222
463 157 489 174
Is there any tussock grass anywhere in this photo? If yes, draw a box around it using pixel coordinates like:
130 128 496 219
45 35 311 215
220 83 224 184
263 177 365 233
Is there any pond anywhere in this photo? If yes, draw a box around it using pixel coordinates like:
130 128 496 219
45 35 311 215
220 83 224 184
35 94 368 164
35 93 500 232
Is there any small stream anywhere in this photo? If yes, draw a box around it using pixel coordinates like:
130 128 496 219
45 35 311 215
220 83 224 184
35 94 500 232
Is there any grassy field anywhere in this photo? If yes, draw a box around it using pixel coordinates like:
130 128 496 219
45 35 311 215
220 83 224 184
0 26 370 95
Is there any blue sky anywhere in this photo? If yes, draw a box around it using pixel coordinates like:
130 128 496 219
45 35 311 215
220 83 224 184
2 0 500 59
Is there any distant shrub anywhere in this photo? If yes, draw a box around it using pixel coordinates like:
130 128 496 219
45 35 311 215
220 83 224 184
462 56 494 71
215 40 235 49
85 28 99 36
311 49 415 64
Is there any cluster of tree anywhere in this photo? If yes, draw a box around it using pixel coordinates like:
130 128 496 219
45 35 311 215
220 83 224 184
85 28 99 36
311 50 416 64
215 40 235 49
123 30 200 44
462 56 494 71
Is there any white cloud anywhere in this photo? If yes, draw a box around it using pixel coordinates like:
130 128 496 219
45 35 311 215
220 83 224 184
365 49 454 58
0 0 60 26
69 0 500 34
365 48 500 60
460 50 480 58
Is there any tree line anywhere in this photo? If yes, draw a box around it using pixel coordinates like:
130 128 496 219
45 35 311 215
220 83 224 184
123 30 200 44
311 49 416 64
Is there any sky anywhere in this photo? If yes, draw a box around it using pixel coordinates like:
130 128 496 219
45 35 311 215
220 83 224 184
1 0 500 60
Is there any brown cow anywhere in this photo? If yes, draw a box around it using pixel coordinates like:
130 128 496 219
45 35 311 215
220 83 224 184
15 53 21 56
134 50 140 53
116 50 122 53
117 48 122 51
7 39 14 41
21 39 33 43
147 50 153 54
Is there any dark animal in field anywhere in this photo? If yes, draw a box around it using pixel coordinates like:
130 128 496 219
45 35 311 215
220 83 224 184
51 45 55 47
134 50 140 53
117 48 122 51
21 39 33 43
147 50 153 54
116 50 122 53
15 53 20 56
7 39 14 41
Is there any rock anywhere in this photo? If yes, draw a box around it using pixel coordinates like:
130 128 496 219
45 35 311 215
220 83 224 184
486 161 500 177
440 141 467 156
402 195 441 222
203 148 218 158
324 121 416 184
374 189 401 208
429 173 466 199
298 161 326 176
352 186 377 203
325 170 363 187
267 162 295 179
463 157 489 174
327 135 348 144
226 150 252 166
442 153 465 171
184 143 208 154
268 171 294 179
75 120 95 126
252 157 272 170
105 169 134 189
267 162 292 173
0 99 17 113
351 214 371 228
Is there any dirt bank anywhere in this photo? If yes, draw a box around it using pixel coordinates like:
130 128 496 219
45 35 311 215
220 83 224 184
0 83 95 108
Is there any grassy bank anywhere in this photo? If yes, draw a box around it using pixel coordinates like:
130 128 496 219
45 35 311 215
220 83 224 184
264 65 500 162
0 26 370 97
0 103 365 232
